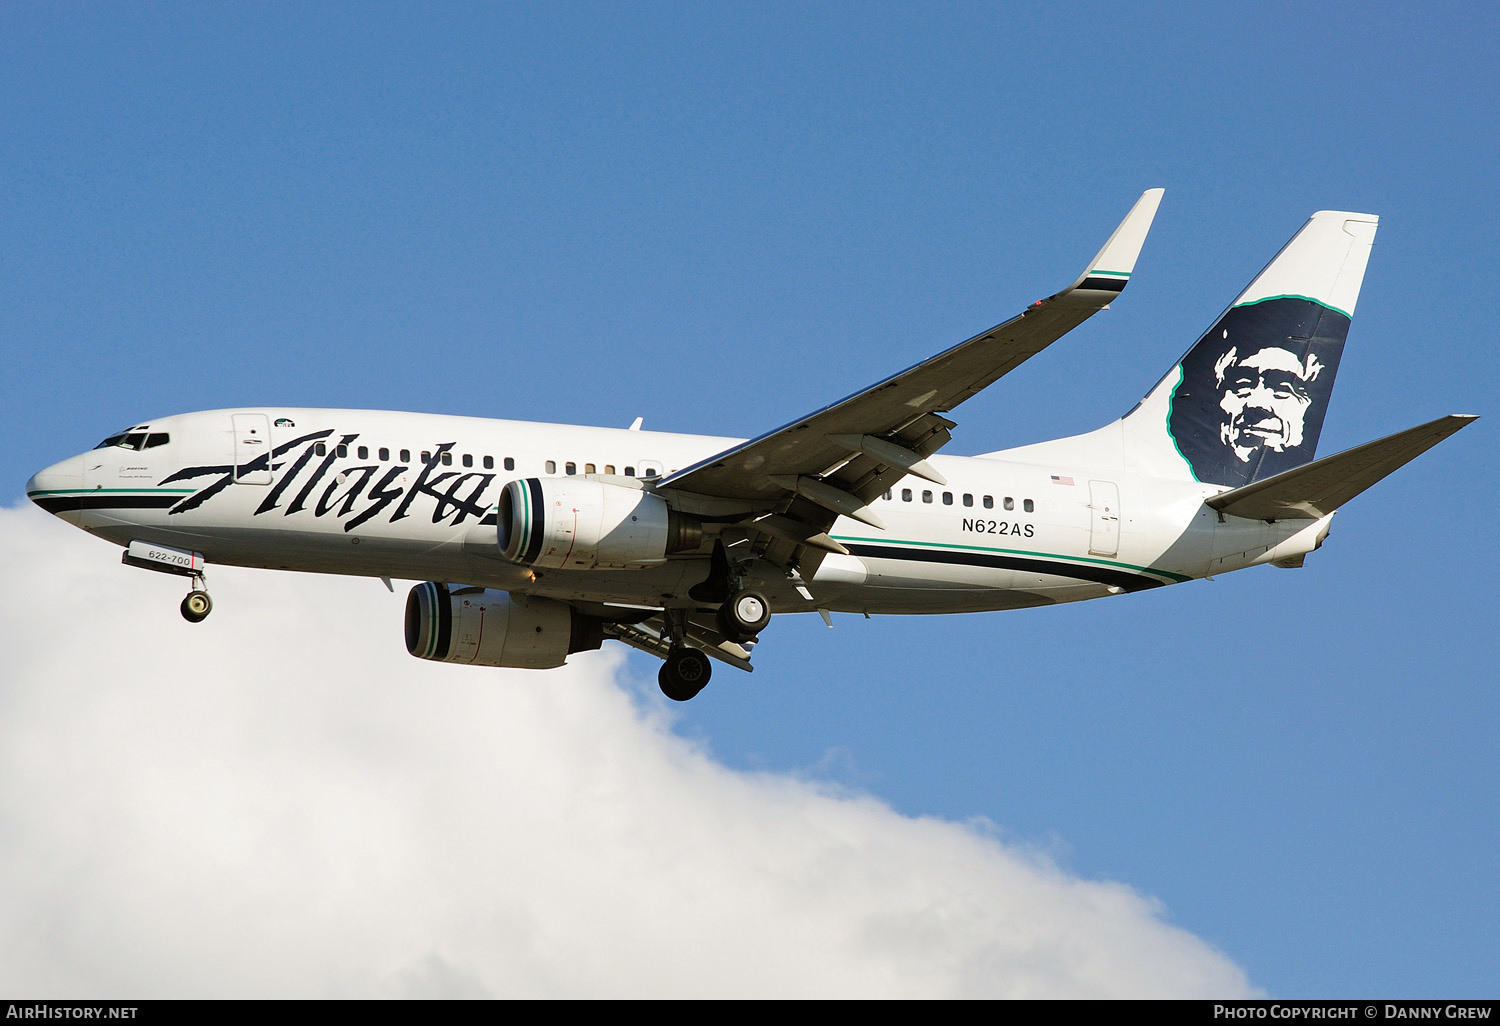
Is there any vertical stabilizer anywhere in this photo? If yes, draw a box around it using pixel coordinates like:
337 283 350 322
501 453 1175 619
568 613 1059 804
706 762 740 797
1119 210 1378 486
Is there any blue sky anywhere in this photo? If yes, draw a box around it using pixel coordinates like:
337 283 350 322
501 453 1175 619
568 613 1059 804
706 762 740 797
3 2 1495 997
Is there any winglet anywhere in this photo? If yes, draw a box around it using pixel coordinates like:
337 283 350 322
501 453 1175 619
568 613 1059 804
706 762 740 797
1067 188 1165 295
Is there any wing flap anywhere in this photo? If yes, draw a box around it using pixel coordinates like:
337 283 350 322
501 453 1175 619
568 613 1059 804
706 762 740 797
603 618 755 672
1206 415 1477 521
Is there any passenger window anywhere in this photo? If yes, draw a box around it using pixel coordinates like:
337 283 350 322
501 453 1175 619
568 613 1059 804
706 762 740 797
585 463 596 474
483 455 493 470
605 464 616 474
357 446 368 460
315 442 327 457
504 457 514 471
983 495 994 509
625 467 635 477
1024 499 1034 513
884 489 892 501
400 449 410 462
421 451 431 464
546 460 557 474
379 447 390 462
922 490 933 503
902 488 912 502
963 493 973 507
462 453 473 468
1004 497 1014 511
942 492 953 505
441 452 453 466
565 462 576 475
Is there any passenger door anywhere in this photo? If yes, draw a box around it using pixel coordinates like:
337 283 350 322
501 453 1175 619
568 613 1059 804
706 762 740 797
1088 480 1120 558
232 414 272 484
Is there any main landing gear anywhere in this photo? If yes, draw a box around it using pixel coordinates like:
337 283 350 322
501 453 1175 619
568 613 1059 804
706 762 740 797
690 542 772 643
654 584 774 702
716 588 770 644
658 646 712 703
180 576 213 623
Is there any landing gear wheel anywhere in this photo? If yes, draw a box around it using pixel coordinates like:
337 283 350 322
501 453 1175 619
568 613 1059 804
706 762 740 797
717 589 771 643
658 646 712 701
180 590 213 623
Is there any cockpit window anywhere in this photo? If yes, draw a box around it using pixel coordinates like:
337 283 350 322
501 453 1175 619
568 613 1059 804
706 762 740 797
94 431 170 451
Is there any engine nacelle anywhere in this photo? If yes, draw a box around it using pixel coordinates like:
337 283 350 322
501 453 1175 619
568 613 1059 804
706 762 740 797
496 477 701 570
404 583 603 669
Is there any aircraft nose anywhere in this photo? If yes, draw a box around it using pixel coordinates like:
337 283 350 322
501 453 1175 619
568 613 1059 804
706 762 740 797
27 456 86 512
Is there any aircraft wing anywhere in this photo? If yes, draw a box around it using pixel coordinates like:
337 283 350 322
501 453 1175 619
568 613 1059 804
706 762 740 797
1206 414 1478 522
659 190 1164 538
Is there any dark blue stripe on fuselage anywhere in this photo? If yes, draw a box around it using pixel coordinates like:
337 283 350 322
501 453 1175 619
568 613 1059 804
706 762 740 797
845 543 1166 593
30 494 183 514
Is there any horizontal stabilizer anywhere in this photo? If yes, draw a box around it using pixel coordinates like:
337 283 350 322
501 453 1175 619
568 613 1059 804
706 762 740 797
1206 415 1477 521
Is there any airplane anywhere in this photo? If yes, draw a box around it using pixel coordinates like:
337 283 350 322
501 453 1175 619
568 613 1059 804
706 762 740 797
26 190 1477 701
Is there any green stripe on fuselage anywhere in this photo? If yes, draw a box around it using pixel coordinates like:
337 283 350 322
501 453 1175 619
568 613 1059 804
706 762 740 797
830 534 1191 584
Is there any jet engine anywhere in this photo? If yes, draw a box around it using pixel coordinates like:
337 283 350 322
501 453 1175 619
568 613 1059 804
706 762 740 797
404 583 603 668
496 477 701 570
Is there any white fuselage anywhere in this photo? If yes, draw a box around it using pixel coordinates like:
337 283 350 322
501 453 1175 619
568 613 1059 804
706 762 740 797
29 408 1329 618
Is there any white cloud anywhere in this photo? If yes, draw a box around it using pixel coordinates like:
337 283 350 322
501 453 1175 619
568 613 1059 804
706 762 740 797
0 505 1257 998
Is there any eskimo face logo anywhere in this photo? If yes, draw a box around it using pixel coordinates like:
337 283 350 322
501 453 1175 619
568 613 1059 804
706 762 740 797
1166 297 1348 487
1213 344 1324 463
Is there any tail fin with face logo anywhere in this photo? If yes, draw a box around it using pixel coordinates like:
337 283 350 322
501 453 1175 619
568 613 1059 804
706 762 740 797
1116 210 1379 487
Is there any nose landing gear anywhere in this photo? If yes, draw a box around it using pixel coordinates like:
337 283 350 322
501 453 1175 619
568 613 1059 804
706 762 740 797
120 540 214 624
180 576 213 623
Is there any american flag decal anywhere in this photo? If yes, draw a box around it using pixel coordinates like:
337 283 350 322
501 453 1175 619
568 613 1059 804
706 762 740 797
1050 475 1075 486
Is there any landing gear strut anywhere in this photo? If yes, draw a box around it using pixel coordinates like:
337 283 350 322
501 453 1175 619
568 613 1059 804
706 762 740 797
180 576 212 623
